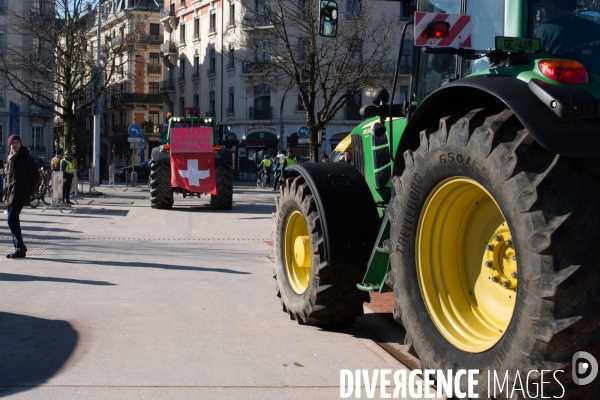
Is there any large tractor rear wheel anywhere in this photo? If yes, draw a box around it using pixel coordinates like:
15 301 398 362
272 175 369 325
210 163 233 210
149 161 173 209
389 109 600 397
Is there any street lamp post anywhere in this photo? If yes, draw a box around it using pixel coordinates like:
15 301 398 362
92 5 103 184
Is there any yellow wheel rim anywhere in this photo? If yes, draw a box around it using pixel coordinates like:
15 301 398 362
417 177 517 353
284 211 311 294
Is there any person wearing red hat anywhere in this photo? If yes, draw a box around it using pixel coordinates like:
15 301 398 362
4 134 38 259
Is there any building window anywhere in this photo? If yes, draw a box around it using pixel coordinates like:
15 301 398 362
209 91 215 115
180 22 186 44
149 111 160 125
0 0 5 13
150 23 160 35
31 126 43 151
227 86 234 113
252 84 270 119
255 40 270 62
227 44 234 69
399 85 409 103
179 56 186 81
0 78 4 106
208 49 216 74
180 99 185 115
346 0 361 19
347 37 362 64
229 1 235 26
149 82 159 94
345 89 362 120
193 16 200 39
148 53 161 74
209 9 216 33
193 94 199 108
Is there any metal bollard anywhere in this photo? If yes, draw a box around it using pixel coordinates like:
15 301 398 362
131 171 138 187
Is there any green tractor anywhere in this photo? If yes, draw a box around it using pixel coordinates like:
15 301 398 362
150 107 233 210
272 0 600 396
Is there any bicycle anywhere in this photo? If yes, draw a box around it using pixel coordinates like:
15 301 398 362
256 168 269 188
29 168 52 208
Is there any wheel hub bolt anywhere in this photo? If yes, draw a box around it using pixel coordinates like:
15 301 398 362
505 238 514 246
491 275 500 283
494 234 503 242
485 260 493 268
486 244 495 251
511 272 518 279
502 280 511 288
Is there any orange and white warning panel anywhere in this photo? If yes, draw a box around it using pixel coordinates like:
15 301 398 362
414 12 472 48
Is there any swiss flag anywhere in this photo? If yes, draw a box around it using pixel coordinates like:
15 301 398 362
170 153 217 195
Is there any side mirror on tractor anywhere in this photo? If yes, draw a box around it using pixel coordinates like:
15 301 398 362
319 0 338 37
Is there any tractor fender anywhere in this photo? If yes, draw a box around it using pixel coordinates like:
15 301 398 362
285 163 380 266
151 146 170 164
395 75 600 177
214 148 232 165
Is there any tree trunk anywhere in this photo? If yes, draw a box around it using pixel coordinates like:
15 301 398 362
63 118 73 152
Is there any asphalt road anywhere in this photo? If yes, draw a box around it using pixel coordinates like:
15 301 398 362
0 183 432 400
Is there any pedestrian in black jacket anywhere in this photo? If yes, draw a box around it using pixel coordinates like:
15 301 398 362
4 134 39 259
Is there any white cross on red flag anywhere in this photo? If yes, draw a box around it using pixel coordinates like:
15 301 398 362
170 153 217 194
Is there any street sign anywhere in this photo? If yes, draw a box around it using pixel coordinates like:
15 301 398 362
298 138 309 144
297 125 309 138
130 143 136 149
128 124 142 137
137 140 145 149
127 137 139 143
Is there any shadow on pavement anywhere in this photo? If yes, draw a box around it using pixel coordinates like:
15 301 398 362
0 312 78 397
0 273 115 286
33 258 252 274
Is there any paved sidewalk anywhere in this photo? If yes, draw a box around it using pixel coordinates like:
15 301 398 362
0 184 434 400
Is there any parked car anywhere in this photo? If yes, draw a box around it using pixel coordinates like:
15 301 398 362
114 160 152 181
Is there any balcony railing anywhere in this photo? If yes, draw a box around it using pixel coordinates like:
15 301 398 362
29 101 53 116
226 20 235 28
249 106 272 120
111 93 164 105
191 72 199 80
177 76 185 82
226 62 234 70
370 59 410 75
226 107 234 114
208 26 216 34
160 41 176 54
345 105 362 120
136 34 163 44
30 144 46 152
242 62 269 74
205 110 216 118
193 32 199 40
160 6 175 20
160 79 176 92
207 68 215 75
242 14 272 28
147 65 162 74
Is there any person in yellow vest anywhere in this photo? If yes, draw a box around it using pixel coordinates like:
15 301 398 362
61 151 75 205
286 150 297 166
257 155 272 187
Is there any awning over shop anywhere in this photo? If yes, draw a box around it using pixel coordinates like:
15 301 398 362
238 139 279 148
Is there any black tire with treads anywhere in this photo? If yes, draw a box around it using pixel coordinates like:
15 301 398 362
272 175 369 325
388 108 600 398
210 163 233 210
149 161 174 209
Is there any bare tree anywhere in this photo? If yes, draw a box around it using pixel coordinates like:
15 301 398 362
0 0 147 151
237 0 401 161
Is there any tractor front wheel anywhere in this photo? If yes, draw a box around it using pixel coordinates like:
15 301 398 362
389 108 600 397
272 175 369 325
149 161 174 209
210 163 233 210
